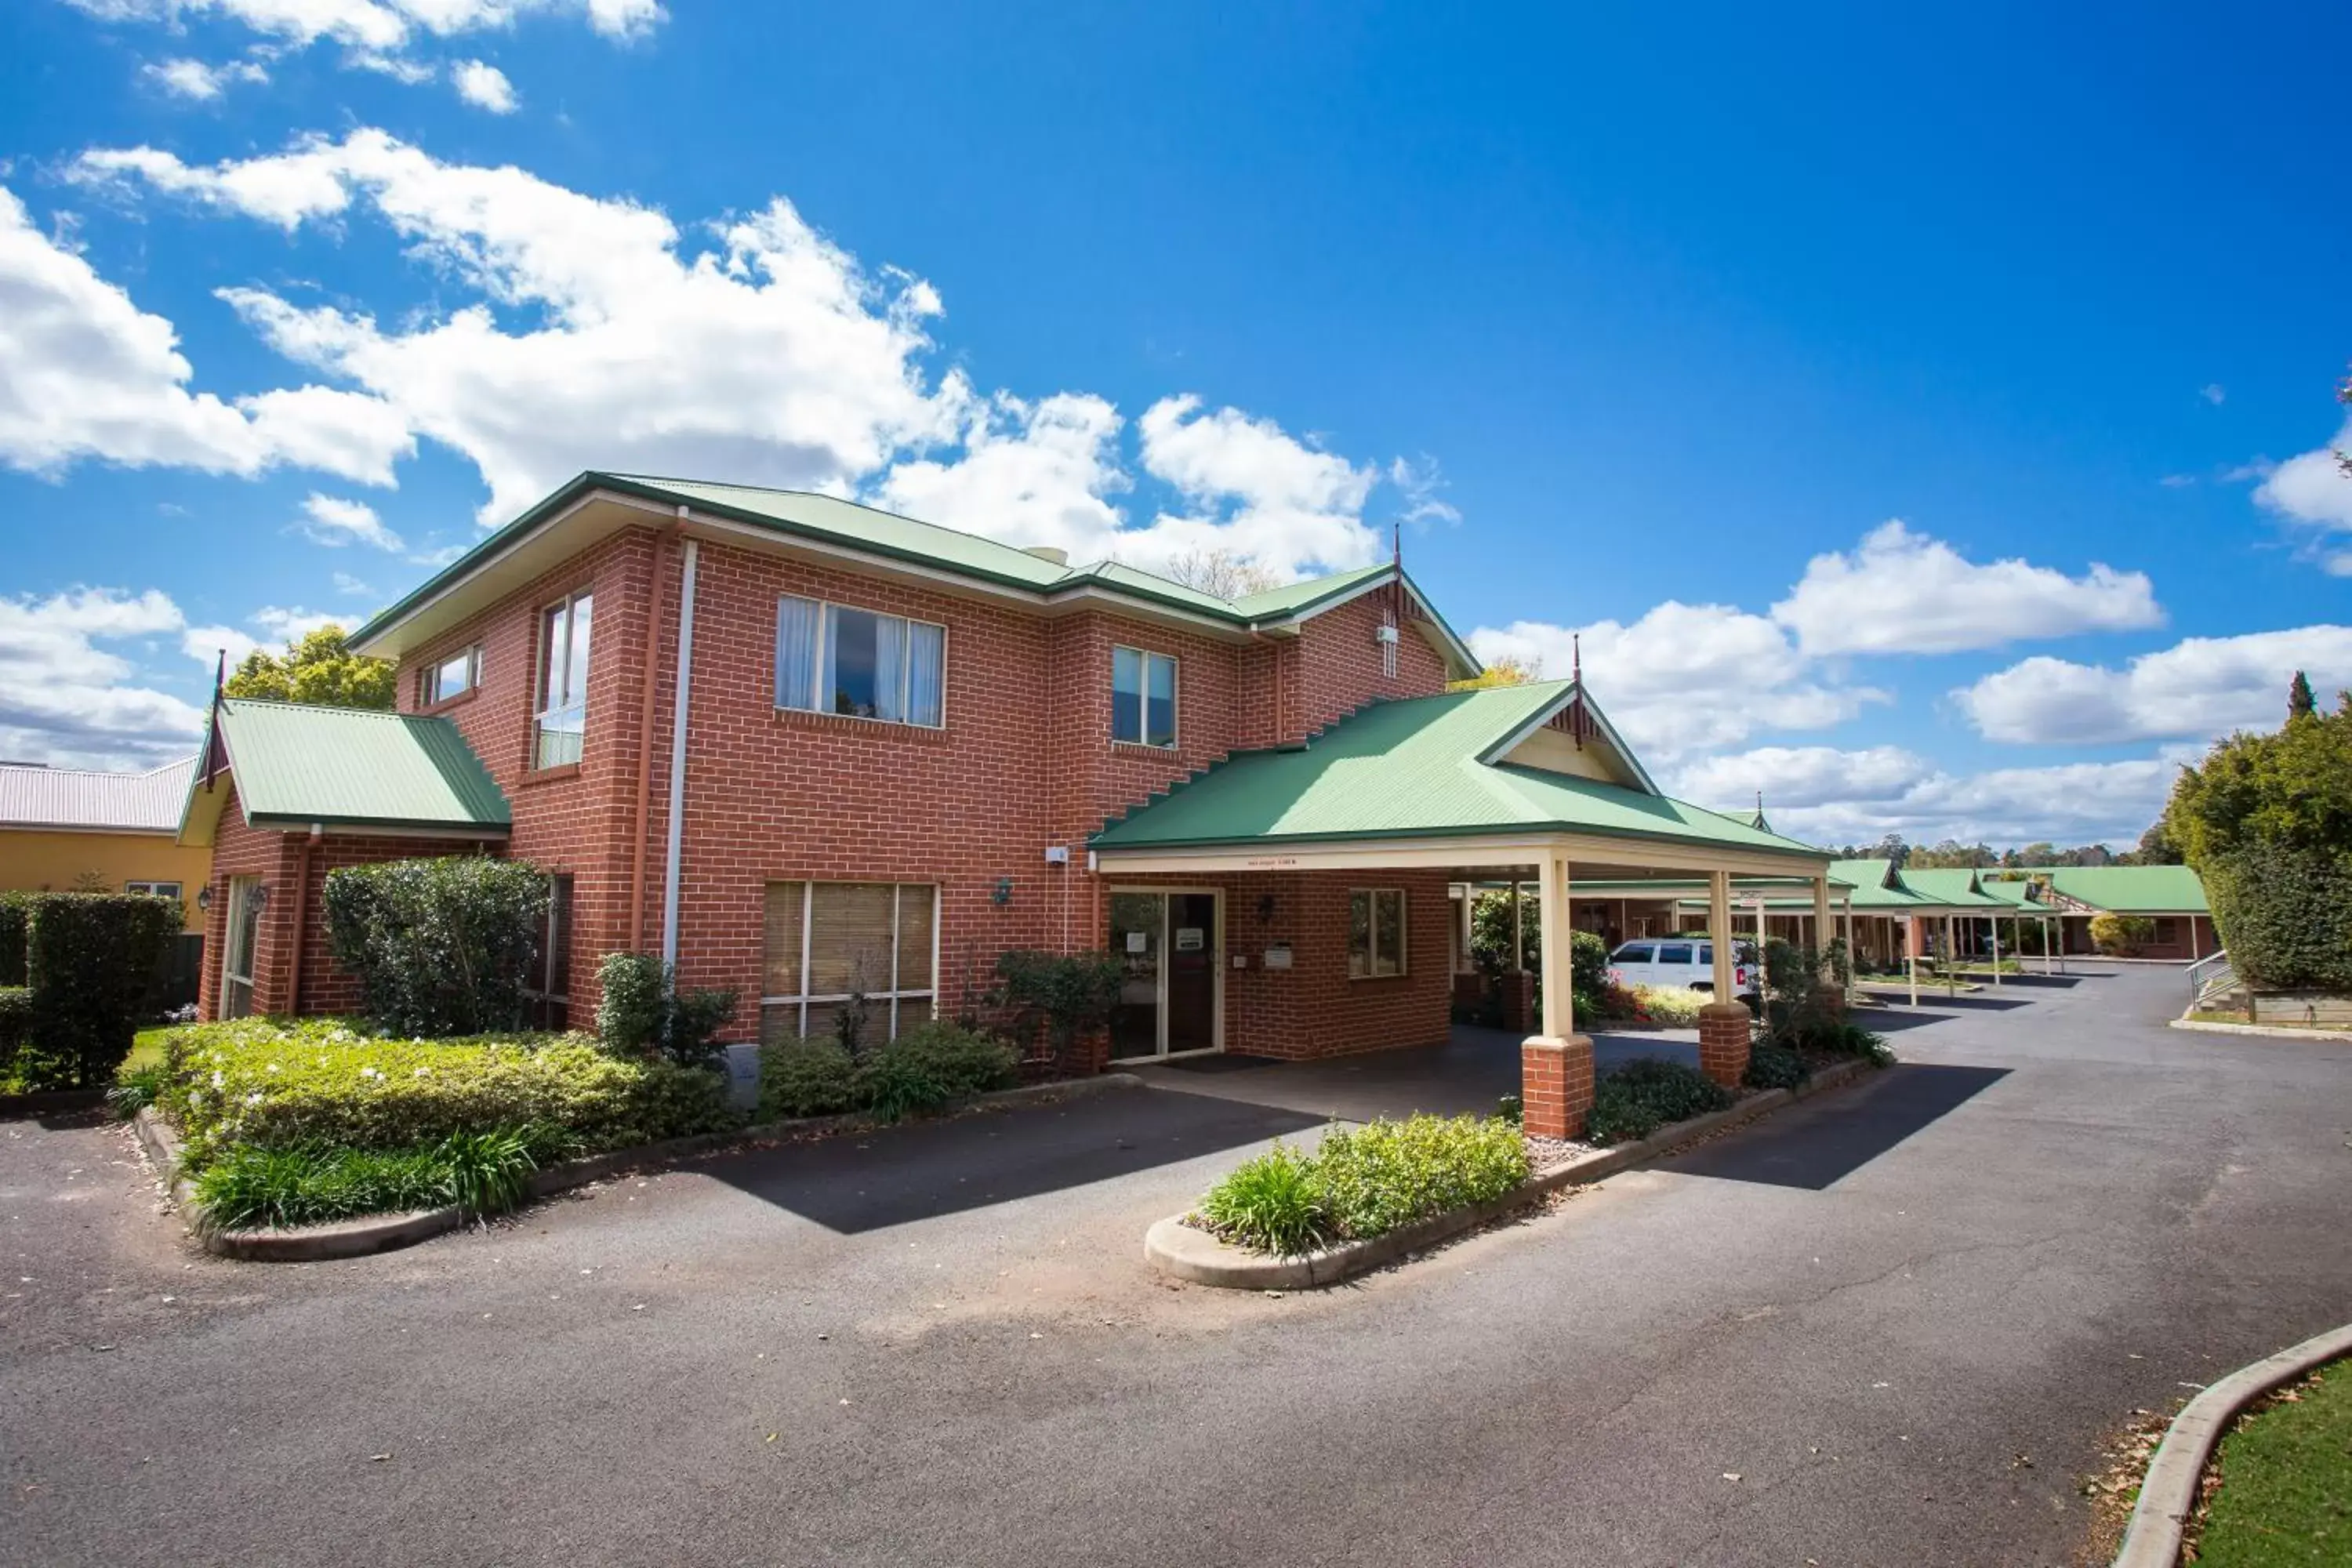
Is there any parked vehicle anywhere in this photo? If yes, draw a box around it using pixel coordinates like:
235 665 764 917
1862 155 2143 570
1607 937 1759 1001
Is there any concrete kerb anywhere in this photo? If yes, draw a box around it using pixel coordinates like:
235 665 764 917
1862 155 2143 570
2167 1017 2352 1044
134 1072 1146 1263
2112 1319 2352 1568
1145 1056 1875 1290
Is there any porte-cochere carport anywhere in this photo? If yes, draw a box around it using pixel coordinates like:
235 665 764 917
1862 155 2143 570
1087 680 1837 1139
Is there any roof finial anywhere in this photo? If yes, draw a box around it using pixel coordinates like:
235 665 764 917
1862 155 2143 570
1571 632 1582 688
1392 521 1401 572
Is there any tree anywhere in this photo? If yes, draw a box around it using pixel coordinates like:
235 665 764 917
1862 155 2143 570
1161 548 1282 601
223 625 395 710
2126 816 2184 866
2288 670 2317 723
2163 690 2352 990
1448 654 1541 692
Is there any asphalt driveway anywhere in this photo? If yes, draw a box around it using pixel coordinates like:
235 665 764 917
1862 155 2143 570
5 964 2349 1566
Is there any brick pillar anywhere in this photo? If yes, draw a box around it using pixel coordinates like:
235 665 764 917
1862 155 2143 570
1497 971 1537 1034
1521 1034 1595 1140
1697 1002 1752 1089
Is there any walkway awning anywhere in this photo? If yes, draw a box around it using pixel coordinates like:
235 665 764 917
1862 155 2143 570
180 698 512 845
1089 682 1831 879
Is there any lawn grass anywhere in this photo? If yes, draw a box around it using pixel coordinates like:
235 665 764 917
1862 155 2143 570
2193 1359 2351 1566
125 1028 172 1073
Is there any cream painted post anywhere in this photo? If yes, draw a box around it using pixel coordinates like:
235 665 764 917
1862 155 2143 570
1510 879 1524 972
1813 875 1833 978
1841 894 1855 995
1988 914 2002 985
1455 886 1475 973
1944 914 1957 996
1537 853 1572 1040
1709 869 1734 996
1753 893 1767 969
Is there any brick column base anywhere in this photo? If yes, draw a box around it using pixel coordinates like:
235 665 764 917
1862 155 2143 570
1498 971 1537 1034
1521 1034 1595 1140
1697 1002 1753 1089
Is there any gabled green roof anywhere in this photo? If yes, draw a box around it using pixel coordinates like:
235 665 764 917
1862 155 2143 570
2034 865 2209 914
1091 683 1828 862
1897 868 2008 909
183 699 510 839
1974 877 2048 909
350 471 1480 676
1827 858 1934 911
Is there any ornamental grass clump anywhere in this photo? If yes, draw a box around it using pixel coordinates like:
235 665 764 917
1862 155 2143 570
1194 1113 1532 1257
1630 984 1708 1026
192 1126 547 1231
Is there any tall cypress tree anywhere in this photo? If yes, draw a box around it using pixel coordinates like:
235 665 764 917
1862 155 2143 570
2288 670 2317 723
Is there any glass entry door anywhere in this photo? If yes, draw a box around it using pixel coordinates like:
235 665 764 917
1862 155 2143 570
220 876 261 1020
1107 890 1221 1061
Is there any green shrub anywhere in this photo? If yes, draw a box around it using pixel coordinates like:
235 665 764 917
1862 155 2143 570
757 1038 859 1120
1496 1093 1523 1124
1631 984 1708 1026
0 985 30 1084
891 1021 1018 1099
1742 1043 1811 1091
2201 844 2352 992
2088 912 2156 956
0 893 30 986
1313 1114 1531 1240
191 1126 543 1230
854 1038 950 1123
157 1018 735 1165
107 1059 169 1119
1196 1141 1330 1256
20 893 181 1090
1813 1021 1895 1067
1584 1058 1734 1145
1196 1114 1532 1256
594 952 739 1069
992 949 1122 1069
323 857 550 1035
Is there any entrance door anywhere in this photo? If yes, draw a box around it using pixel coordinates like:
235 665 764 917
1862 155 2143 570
220 876 261 1020
1106 890 1221 1061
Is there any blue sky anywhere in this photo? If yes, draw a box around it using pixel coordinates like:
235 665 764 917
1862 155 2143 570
3 2 2348 847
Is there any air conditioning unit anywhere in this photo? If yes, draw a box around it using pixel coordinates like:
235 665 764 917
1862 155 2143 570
1043 845 1070 865
1374 624 1399 644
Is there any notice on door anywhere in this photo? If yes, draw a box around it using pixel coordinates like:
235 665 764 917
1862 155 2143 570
1174 926 1206 952
1126 931 1149 953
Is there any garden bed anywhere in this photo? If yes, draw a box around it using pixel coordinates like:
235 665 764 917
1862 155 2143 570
1148 1055 1878 1290
2185 1356 2351 1566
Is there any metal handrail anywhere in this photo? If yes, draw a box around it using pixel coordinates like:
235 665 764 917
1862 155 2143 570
2186 950 2238 1012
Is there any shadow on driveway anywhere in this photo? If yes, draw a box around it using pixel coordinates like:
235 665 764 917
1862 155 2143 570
695 1087 1323 1234
1661 1063 2011 1191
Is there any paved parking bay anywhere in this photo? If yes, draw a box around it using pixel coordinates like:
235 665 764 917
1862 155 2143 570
5 964 2349 1566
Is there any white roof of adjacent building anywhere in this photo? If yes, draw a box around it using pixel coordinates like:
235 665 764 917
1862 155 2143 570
0 757 197 833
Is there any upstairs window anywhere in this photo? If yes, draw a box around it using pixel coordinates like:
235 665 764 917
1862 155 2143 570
1111 646 1177 748
425 644 480 705
1348 889 1407 978
775 594 945 727
126 880 182 901
535 590 593 768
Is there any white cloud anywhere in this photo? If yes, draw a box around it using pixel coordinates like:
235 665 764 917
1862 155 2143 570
1770 520 2163 656
293 491 404 550
0 185 412 483
1470 604 1886 762
2253 418 2352 573
1952 625 2352 744
0 588 205 768
1134 394 1385 578
332 571 376 596
452 60 517 112
873 391 1129 561
65 1 662 84
1668 745 2180 850
144 56 270 99
2200 383 2227 406
252 604 342 642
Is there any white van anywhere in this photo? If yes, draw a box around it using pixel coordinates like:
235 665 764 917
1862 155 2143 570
1607 937 1758 999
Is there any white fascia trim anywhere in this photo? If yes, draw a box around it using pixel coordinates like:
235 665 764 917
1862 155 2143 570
1094 832 1831 878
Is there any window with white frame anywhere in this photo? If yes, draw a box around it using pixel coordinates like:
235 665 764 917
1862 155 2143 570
125 880 182 902
761 881 938 1043
1348 889 1407 978
1111 646 1177 747
425 644 481 705
534 590 593 768
775 595 945 727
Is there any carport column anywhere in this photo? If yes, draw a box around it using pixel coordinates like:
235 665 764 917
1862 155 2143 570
1700 869 1751 1089
1455 885 1475 973
1519 850 1594 1141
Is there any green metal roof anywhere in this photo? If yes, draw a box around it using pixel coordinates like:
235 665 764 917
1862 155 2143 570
2033 865 2209 914
1825 858 1934 910
191 699 511 835
350 471 1480 675
1896 868 2009 909
1091 683 1829 862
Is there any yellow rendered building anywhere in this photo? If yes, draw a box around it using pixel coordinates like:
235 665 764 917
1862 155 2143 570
0 758 208 934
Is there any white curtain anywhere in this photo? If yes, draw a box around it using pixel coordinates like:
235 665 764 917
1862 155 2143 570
775 595 818 710
907 620 944 726
874 614 907 723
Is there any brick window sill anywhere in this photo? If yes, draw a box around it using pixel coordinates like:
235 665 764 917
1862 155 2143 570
1109 740 1181 757
772 708 953 744
517 763 582 787
416 688 478 718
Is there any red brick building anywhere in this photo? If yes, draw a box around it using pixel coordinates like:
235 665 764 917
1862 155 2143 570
180 472 1837 1134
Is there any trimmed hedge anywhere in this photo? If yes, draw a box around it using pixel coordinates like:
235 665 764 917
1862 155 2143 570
323 857 550 1036
2203 844 2352 993
755 1022 1018 1124
0 892 31 986
1585 1058 1734 1145
0 985 30 1083
158 1018 737 1167
19 894 181 1090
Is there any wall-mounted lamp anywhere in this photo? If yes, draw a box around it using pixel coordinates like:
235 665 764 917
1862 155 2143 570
195 884 212 912
249 883 270 912
991 877 1014 907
